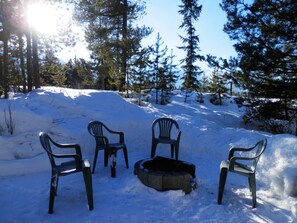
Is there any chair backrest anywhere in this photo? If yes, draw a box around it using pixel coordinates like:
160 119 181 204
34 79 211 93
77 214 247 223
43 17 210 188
252 139 267 171
152 118 179 139
39 132 56 168
88 121 106 146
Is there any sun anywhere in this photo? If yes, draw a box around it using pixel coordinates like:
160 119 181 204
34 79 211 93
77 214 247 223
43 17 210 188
26 2 65 36
27 2 58 35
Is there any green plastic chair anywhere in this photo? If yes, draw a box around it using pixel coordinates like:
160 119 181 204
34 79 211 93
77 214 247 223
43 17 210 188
150 117 181 160
87 121 129 177
39 132 93 214
217 139 267 208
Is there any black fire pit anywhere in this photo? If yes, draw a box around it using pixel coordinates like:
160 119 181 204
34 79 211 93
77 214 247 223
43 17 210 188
134 156 196 194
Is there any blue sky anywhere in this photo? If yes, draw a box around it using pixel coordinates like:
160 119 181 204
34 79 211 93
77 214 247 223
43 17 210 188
139 0 237 74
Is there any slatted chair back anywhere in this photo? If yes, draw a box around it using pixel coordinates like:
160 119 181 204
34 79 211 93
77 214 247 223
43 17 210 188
88 121 106 146
153 118 180 140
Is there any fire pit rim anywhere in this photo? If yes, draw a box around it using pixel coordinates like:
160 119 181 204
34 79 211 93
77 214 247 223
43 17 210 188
134 156 196 194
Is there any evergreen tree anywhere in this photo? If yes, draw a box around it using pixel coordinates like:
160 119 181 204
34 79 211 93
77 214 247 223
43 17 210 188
208 68 228 105
72 58 94 88
130 48 150 105
158 57 172 105
221 0 297 120
178 0 204 102
65 59 81 89
7 35 24 92
0 0 76 96
0 0 13 98
0 0 34 96
74 0 151 91
167 49 179 91
158 52 179 105
150 32 168 104
39 49 65 86
51 63 67 87
150 34 178 104
200 71 210 93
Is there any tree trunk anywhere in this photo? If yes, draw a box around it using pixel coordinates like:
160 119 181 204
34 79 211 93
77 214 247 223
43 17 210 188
120 0 128 92
26 32 33 92
3 34 9 98
32 32 40 89
18 33 27 93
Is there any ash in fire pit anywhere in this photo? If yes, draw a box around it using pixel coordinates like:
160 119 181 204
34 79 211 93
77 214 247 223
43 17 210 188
134 156 196 194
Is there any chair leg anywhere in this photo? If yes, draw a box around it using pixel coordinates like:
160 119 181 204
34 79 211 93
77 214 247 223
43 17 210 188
174 144 179 160
109 149 117 178
83 161 94 211
218 167 228 205
55 176 59 196
151 142 157 158
48 174 58 214
123 146 129 168
170 144 174 159
249 174 257 208
92 148 99 174
104 149 108 167
248 176 252 192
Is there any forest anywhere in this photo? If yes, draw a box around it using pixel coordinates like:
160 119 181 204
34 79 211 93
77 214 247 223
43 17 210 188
1 0 297 135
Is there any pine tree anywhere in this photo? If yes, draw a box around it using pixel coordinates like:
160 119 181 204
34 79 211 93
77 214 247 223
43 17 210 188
39 49 65 86
150 33 168 104
0 0 13 98
158 53 178 105
73 58 94 89
167 49 179 91
74 0 151 91
150 34 178 104
221 0 297 120
0 0 75 96
158 57 171 105
209 68 228 105
51 63 67 87
178 0 204 102
130 48 151 105
200 71 210 93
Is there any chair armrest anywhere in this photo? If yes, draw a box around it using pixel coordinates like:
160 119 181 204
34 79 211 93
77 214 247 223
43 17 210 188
229 156 255 171
51 153 80 159
108 129 122 135
228 145 256 160
53 153 83 169
104 126 125 143
110 130 125 143
60 144 82 157
104 125 121 135
229 147 264 171
119 132 125 143
48 137 82 158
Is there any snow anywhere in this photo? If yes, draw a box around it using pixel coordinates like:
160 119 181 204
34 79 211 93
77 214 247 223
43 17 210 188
0 86 296 222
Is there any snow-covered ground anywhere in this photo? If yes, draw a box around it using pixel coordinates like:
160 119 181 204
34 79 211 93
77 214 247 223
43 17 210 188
0 87 296 222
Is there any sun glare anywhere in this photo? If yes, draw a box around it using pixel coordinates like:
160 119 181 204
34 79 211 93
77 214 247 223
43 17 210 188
26 2 66 36
27 3 57 35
